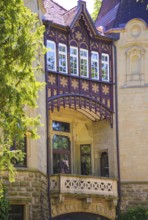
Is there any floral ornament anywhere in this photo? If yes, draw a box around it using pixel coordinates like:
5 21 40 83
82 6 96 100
82 81 89 91
92 83 99 93
60 77 68 87
71 79 78 90
75 31 82 41
102 85 109 95
48 74 56 85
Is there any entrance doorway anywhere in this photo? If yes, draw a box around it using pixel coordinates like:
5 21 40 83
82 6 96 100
53 212 110 220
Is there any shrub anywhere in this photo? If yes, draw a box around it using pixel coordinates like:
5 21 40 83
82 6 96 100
120 207 148 220
0 187 9 220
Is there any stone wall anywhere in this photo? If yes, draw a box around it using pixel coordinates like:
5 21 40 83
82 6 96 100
121 182 148 211
5 169 49 220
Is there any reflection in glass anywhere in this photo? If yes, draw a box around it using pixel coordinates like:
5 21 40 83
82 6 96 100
53 135 70 174
53 135 70 150
52 121 70 132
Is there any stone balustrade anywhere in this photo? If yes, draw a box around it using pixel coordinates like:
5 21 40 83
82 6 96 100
50 174 117 197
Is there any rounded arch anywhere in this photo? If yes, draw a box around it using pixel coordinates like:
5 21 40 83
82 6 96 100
48 94 112 122
53 212 110 220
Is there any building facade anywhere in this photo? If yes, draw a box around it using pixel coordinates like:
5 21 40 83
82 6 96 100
5 0 148 219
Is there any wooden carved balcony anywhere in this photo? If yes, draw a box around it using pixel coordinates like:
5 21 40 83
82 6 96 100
50 174 117 198
48 72 114 122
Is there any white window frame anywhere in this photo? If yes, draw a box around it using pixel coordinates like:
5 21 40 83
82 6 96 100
58 43 67 73
80 48 88 78
70 46 79 76
46 40 56 71
101 53 110 82
91 51 99 80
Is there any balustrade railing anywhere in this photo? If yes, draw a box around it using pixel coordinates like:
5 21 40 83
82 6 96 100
50 174 117 197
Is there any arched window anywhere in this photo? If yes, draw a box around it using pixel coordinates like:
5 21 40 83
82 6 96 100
100 152 109 177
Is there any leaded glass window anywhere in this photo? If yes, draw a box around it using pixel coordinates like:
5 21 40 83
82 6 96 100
101 53 109 81
58 43 67 73
47 40 56 71
70 46 78 75
80 49 88 77
91 51 99 79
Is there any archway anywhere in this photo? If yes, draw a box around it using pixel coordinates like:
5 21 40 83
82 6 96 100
53 212 110 220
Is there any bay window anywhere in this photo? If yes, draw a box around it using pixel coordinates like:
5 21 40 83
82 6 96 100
47 40 56 71
58 43 67 73
91 51 99 79
101 53 109 81
80 49 88 77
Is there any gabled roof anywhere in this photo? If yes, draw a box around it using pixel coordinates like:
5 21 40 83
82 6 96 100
43 0 67 25
43 0 113 39
95 0 148 32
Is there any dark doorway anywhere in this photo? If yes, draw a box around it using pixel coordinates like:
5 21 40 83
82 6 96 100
53 212 110 220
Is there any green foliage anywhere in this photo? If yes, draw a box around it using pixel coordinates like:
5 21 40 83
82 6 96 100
0 185 9 220
91 0 102 21
120 207 148 220
0 0 45 193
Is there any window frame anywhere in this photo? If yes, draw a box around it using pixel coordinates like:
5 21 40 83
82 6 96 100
70 46 79 76
58 43 68 74
91 51 99 80
101 53 110 82
52 121 71 174
46 40 56 71
80 48 89 78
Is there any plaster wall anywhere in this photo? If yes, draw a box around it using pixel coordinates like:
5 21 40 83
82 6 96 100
23 0 47 174
114 19 148 181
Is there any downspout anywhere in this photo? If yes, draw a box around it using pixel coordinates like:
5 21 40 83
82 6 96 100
44 27 52 220
113 43 121 219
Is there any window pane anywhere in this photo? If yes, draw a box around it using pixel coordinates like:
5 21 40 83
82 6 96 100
47 40 56 71
53 153 70 174
91 52 99 79
80 49 88 77
52 121 70 132
9 205 24 220
59 45 66 52
101 54 109 81
11 137 26 167
58 44 67 73
80 145 91 175
100 152 109 177
70 46 78 75
53 135 70 150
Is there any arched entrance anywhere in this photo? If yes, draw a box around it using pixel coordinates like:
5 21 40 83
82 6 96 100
53 212 110 220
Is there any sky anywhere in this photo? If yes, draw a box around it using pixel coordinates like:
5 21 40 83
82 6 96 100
53 0 94 14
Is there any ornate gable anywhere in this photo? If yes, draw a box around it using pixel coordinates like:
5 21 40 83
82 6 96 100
70 1 97 39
